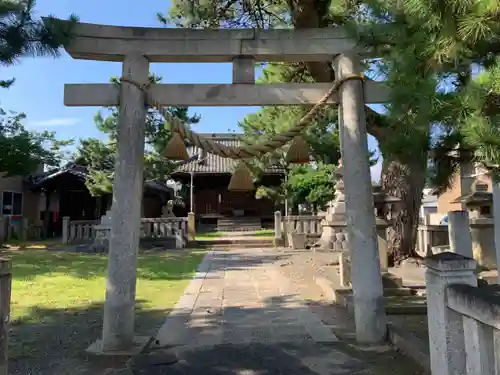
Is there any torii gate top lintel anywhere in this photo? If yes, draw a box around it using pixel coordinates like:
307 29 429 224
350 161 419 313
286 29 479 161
59 20 388 107
54 19 368 63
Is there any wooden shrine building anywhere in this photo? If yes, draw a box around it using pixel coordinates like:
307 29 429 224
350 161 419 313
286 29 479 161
170 133 285 231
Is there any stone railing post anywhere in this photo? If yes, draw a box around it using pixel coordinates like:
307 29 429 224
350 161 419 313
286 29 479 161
447 210 473 258
274 211 282 247
62 216 70 244
187 212 196 241
425 252 477 375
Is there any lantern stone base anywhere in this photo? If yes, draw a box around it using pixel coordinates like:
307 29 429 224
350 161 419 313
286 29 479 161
317 221 349 250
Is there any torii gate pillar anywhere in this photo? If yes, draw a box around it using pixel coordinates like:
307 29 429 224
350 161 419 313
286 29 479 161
334 53 386 343
100 54 149 352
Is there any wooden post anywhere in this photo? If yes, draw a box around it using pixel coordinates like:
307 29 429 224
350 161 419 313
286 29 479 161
187 212 196 241
0 259 12 375
21 218 28 242
334 53 386 343
0 219 3 244
42 190 51 238
101 53 149 351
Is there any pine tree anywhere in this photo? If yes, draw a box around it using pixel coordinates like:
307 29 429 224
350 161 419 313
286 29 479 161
0 0 77 87
0 0 77 175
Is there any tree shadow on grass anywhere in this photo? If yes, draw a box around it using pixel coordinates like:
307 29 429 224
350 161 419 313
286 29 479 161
3 247 293 282
9 300 168 375
1 249 205 281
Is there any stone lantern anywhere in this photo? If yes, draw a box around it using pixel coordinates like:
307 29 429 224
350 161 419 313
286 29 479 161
453 182 493 219
316 161 401 272
451 182 495 267
372 185 401 272
316 161 348 251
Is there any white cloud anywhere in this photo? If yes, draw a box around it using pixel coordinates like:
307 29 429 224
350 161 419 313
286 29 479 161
30 118 80 127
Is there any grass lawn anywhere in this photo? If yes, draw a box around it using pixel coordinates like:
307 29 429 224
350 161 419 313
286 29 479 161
2 247 205 375
195 229 275 240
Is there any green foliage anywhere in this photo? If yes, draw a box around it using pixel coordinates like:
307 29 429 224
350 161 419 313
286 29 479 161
240 63 341 171
0 0 77 175
237 63 342 207
459 62 500 169
363 0 500 187
0 0 78 87
0 109 72 176
74 74 201 196
285 164 336 210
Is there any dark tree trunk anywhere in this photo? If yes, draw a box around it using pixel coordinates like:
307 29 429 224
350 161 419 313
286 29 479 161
381 156 427 265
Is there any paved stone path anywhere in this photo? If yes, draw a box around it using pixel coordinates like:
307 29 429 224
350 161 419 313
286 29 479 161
131 249 421 375
154 249 338 348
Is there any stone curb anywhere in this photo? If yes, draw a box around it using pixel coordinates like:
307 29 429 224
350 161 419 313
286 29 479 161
387 323 430 374
313 275 430 374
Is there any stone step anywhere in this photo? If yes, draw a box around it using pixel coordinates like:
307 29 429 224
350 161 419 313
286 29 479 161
195 239 275 248
217 218 261 223
342 294 427 315
382 273 404 289
216 226 262 232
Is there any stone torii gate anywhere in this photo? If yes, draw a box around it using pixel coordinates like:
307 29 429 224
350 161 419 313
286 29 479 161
59 20 390 352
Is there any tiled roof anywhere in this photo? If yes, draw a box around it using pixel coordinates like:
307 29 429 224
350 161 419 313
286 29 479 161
26 162 174 196
172 133 285 175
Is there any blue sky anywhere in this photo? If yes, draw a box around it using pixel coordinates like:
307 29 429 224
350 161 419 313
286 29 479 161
1 0 382 180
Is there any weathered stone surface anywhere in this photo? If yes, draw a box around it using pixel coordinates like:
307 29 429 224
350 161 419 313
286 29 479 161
101 53 149 351
64 82 389 107
334 53 386 344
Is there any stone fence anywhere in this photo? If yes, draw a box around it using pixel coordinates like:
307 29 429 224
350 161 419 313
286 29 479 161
416 211 496 268
280 215 323 236
62 216 188 245
64 219 100 243
425 252 500 375
273 213 323 248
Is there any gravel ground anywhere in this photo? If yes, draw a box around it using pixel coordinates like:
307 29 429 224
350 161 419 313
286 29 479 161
9 302 167 375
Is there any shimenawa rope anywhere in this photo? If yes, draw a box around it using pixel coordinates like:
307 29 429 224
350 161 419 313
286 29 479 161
117 75 364 160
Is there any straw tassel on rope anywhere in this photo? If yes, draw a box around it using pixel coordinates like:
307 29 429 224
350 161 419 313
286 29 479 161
286 135 310 164
228 161 255 191
162 132 189 161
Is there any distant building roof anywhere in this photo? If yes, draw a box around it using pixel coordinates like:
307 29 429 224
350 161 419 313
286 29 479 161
25 162 174 197
172 133 285 175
